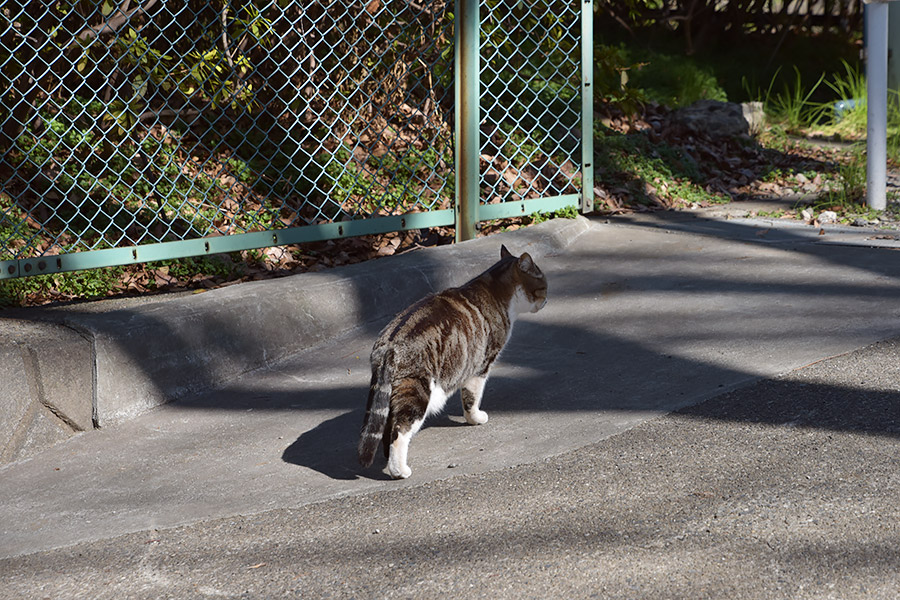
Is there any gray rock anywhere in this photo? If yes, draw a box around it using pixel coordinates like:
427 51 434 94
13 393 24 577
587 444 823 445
818 210 839 224
671 100 753 138
741 101 765 135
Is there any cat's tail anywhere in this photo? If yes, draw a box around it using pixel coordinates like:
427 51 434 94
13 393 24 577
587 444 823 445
358 349 393 467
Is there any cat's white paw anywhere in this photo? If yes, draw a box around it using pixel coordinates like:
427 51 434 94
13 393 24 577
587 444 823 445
389 463 412 479
465 409 489 425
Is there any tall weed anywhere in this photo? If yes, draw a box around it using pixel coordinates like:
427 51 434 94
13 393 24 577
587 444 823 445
820 60 867 132
767 66 828 129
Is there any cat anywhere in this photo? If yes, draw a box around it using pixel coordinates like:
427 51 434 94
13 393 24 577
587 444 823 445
357 244 548 479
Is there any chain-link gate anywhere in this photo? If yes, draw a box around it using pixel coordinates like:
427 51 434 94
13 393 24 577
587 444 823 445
476 0 592 222
1 0 591 280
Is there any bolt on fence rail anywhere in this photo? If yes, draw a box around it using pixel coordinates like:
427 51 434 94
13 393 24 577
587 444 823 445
1 0 591 280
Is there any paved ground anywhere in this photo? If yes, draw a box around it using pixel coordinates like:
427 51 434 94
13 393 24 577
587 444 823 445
2 338 899 600
1 207 900 598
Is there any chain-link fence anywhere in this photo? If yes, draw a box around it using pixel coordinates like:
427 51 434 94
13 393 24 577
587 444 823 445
478 0 587 218
1 0 590 280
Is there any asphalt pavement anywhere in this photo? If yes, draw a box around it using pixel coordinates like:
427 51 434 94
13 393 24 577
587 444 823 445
1 206 899 599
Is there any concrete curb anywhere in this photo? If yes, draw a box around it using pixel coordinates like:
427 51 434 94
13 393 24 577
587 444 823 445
0 217 591 463
0 321 93 464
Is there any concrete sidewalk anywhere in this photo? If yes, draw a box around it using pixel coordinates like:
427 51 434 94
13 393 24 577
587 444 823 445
1 208 900 566
3 336 899 599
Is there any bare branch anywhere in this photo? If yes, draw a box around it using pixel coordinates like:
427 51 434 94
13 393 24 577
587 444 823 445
76 0 159 43
221 4 235 69
138 108 202 123
8 27 40 45
403 0 432 16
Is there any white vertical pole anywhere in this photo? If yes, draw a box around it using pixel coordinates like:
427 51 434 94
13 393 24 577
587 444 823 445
866 0 889 210
580 0 594 213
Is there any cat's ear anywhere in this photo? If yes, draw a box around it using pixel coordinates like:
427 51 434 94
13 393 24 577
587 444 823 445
500 244 513 259
517 252 539 276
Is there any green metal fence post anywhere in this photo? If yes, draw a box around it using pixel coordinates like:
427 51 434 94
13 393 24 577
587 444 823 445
581 0 595 213
455 0 480 243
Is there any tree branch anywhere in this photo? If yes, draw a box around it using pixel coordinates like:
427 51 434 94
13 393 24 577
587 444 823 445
221 4 235 69
138 108 202 123
76 0 159 43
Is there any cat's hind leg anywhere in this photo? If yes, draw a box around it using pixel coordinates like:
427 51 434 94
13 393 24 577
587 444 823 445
387 421 421 479
461 374 489 425
387 377 429 479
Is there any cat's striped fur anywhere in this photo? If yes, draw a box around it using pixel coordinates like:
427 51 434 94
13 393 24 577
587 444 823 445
358 245 548 479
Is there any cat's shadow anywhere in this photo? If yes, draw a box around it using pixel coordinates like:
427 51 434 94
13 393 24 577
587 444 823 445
281 410 464 481
282 411 375 480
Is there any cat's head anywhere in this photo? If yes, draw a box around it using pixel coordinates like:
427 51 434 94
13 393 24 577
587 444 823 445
500 245 547 313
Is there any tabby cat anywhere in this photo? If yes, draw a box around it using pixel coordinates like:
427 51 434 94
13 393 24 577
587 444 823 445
358 245 548 479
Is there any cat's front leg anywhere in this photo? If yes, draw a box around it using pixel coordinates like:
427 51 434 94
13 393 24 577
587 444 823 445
461 375 489 425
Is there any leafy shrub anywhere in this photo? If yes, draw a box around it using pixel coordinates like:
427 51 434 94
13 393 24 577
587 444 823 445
629 52 728 108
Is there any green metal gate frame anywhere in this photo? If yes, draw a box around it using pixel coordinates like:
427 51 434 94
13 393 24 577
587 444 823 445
1 0 592 280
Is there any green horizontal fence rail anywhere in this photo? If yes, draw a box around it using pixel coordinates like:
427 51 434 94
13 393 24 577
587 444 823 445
1 0 591 280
